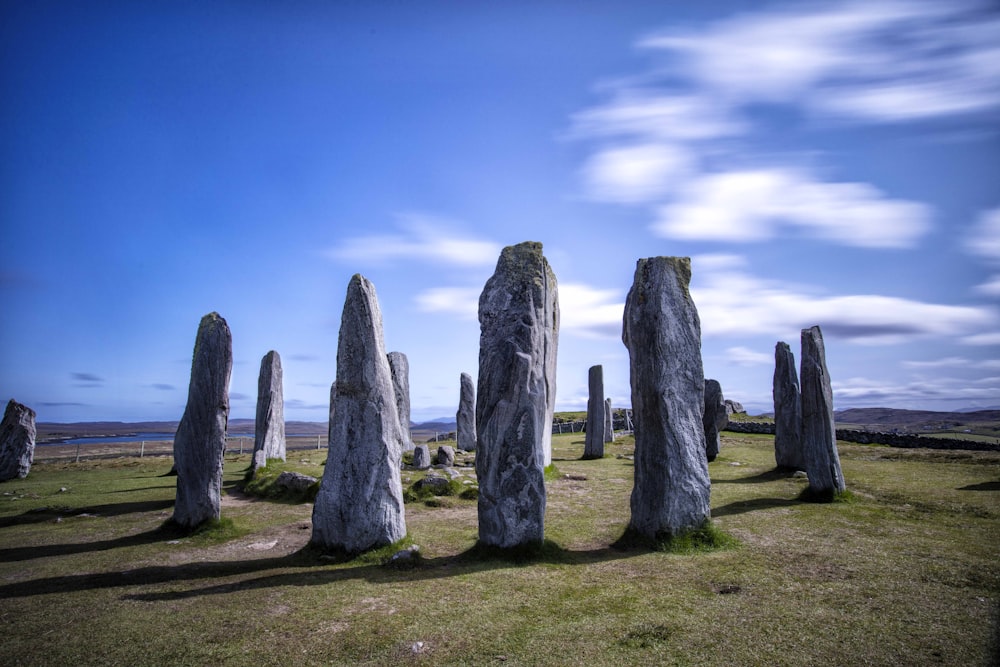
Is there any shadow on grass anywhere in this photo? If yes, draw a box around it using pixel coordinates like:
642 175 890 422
0 498 174 532
958 480 1000 491
712 468 798 485
712 497 800 517
0 536 654 601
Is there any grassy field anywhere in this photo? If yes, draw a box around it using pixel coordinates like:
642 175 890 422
1 433 998 666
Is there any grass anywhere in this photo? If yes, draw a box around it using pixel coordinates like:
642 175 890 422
0 434 997 665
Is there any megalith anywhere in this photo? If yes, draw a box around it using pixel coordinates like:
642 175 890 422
387 351 414 451
172 312 232 529
584 365 605 459
456 372 477 452
252 350 285 471
622 257 711 539
312 275 406 553
436 445 455 467
773 341 805 471
0 399 36 481
476 241 559 548
703 379 727 462
604 398 615 443
800 326 846 496
413 444 431 469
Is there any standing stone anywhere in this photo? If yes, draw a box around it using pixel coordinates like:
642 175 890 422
436 445 455 467
584 365 605 459
0 400 36 481
773 341 805 471
172 312 232 529
327 381 336 449
703 379 727 462
622 257 711 539
412 444 431 469
476 241 558 548
312 275 406 553
387 351 414 451
456 372 477 452
252 350 286 471
800 326 846 496
604 398 615 443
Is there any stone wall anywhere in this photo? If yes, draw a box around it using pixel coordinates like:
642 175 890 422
723 421 1000 452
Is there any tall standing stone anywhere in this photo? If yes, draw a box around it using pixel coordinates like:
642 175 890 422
604 398 615 443
312 275 406 553
252 350 285 471
703 379 727 462
623 257 711 539
0 400 36 481
456 372 477 452
800 326 846 496
584 365 605 459
476 241 558 548
773 341 805 471
387 351 414 451
172 312 232 529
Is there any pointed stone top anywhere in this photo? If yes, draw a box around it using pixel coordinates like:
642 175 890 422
5 399 35 421
494 242 550 280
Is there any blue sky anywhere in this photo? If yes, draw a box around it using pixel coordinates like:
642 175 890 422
2 0 998 423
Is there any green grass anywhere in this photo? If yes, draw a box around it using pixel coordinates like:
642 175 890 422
0 435 997 665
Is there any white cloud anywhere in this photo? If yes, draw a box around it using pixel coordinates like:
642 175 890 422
654 168 931 248
414 287 481 319
692 261 997 344
962 332 1000 346
326 214 501 267
965 207 1000 262
832 375 1000 407
558 283 625 339
639 1 1000 122
974 275 1000 297
567 92 744 142
580 143 693 204
725 346 773 366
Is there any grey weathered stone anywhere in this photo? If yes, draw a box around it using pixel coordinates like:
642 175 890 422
800 326 846 496
252 350 285 471
476 241 558 548
387 351 414 451
275 471 317 494
703 379 727 462
724 399 745 416
312 274 406 553
412 444 431 469
622 257 711 539
584 365 605 459
604 398 615 443
436 445 455 467
0 399 36 481
415 474 450 493
773 341 805 471
327 381 336 449
456 372 477 452
172 312 233 529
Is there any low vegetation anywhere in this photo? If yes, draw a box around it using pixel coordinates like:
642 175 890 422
1 434 997 665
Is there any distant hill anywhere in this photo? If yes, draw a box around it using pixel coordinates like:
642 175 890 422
835 408 1000 426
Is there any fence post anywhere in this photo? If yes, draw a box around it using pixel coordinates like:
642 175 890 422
140 441 145 458
239 438 244 455
75 441 81 463
317 435 321 450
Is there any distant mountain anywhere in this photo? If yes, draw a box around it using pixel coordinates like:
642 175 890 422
834 408 1000 428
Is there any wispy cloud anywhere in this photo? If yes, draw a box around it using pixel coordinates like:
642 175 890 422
559 283 625 339
326 214 501 267
833 374 1000 407
725 346 773 366
150 383 175 391
415 287 481 320
692 255 998 344
71 372 104 388
654 168 930 248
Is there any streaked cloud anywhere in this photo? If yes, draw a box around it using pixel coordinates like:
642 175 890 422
150 383 175 391
567 92 744 142
580 143 693 204
833 374 1000 407
725 346 773 367
415 287 481 319
902 357 1000 370
558 283 625 339
654 168 930 248
692 258 997 344
965 206 1000 262
326 214 501 268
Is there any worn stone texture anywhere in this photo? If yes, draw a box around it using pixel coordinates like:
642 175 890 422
436 445 455 467
800 326 846 494
0 399 36 481
773 341 805 471
252 350 286 470
327 381 336 449
456 372 477 452
387 351 414 451
604 398 615 443
172 312 233 528
622 257 711 539
475 241 558 548
584 365 605 459
724 400 745 416
703 379 727 462
412 444 431 469
312 274 406 553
